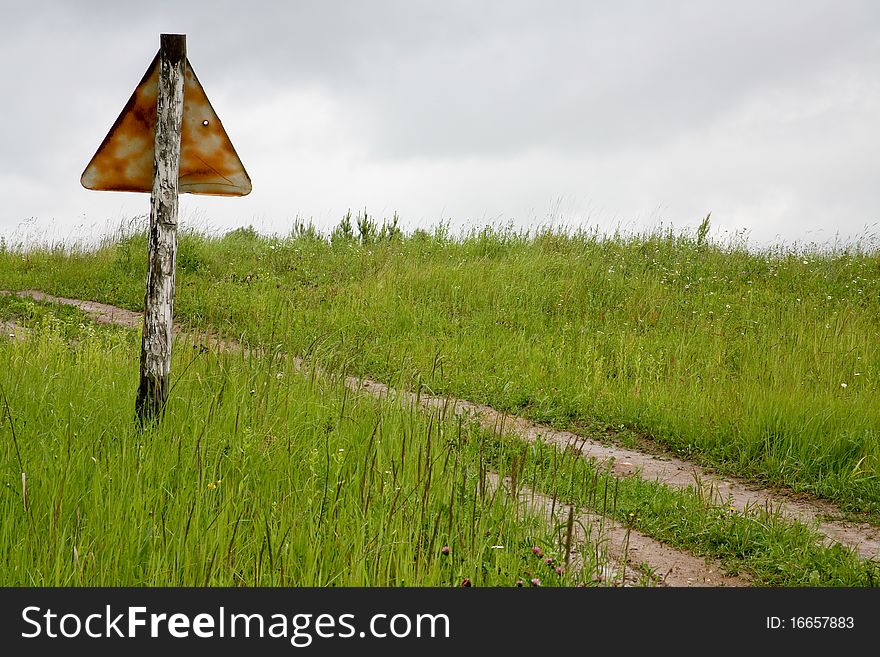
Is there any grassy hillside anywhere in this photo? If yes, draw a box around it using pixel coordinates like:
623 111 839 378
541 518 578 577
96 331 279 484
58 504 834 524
2 216 879 514
1 313 596 586
3 300 878 586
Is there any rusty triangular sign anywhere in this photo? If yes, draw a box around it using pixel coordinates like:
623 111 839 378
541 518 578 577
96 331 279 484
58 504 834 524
81 52 252 196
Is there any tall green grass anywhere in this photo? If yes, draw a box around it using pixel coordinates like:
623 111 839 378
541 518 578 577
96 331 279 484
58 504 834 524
1 216 878 512
4 299 880 585
1 316 598 586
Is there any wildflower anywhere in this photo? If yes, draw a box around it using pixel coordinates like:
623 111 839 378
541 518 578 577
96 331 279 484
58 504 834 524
555 566 563 575
530 578 541 587
531 546 544 557
840 383 848 388
516 579 524 587
545 558 554 566
441 546 450 556
460 578 472 587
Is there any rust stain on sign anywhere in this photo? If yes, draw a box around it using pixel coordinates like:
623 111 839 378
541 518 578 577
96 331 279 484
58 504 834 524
81 53 252 196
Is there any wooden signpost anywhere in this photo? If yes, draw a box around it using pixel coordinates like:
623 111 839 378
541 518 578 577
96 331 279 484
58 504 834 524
81 34 251 424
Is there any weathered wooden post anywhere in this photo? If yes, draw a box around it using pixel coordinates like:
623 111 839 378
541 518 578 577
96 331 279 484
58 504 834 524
80 33 252 425
135 34 186 423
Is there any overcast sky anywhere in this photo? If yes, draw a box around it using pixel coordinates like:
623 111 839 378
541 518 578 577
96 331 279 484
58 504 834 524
1 0 879 248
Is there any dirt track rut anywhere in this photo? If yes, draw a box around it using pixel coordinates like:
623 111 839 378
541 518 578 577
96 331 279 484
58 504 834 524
486 473 749 586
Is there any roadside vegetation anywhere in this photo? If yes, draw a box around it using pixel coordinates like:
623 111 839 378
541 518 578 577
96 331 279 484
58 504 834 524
0 307 600 586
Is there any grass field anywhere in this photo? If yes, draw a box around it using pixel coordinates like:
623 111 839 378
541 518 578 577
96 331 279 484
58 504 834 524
1 311 605 586
2 216 878 511
2 214 880 586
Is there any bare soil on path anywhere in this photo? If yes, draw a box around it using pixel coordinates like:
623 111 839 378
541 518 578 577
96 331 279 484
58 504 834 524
486 473 750 587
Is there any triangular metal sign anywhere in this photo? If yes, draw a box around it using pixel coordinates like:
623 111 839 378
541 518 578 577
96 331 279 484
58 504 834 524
81 52 252 196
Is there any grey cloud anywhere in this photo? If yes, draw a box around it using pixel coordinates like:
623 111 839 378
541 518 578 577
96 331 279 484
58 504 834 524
0 0 878 241
336 2 880 159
